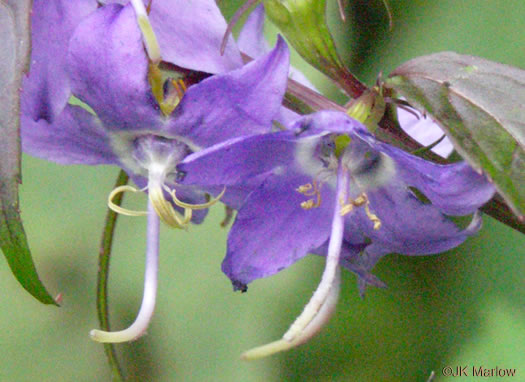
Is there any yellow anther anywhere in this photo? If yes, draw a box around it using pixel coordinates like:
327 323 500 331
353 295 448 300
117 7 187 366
297 180 322 196
296 184 313 194
108 185 148 216
176 78 187 93
107 184 189 228
300 200 315 209
300 194 321 210
158 79 187 116
365 203 382 230
133 0 183 117
340 192 381 229
297 181 322 209
353 195 367 207
339 203 353 216
339 193 357 216
169 187 226 210
148 186 192 229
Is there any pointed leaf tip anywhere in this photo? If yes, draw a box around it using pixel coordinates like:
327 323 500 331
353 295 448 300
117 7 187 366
0 0 58 305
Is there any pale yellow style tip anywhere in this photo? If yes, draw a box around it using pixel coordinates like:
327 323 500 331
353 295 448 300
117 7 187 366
241 339 294 361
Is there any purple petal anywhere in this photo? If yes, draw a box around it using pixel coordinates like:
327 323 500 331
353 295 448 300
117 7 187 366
311 110 496 216
313 216 386 295
373 143 495 215
352 179 483 255
21 105 116 165
67 3 161 131
205 174 271 211
166 37 290 148
148 0 242 73
222 172 333 287
22 0 97 122
340 251 387 296
105 0 242 72
397 106 454 158
237 4 268 59
177 131 298 186
290 110 366 135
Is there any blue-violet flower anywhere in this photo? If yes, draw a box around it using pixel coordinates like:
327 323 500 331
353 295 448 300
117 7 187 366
176 110 495 358
22 0 290 343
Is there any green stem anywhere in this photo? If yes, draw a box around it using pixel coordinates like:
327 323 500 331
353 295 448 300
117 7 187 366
96 170 129 381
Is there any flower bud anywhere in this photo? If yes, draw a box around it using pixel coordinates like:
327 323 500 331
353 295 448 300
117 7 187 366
346 88 386 133
263 0 347 88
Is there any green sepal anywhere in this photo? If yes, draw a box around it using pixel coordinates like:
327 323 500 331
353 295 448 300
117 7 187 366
346 89 386 133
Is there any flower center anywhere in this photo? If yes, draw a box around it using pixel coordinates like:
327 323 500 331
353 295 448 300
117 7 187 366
90 0 223 346
296 134 383 229
108 134 224 229
93 134 225 344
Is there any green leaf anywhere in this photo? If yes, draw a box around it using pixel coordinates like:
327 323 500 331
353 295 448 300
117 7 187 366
386 52 525 220
0 0 57 305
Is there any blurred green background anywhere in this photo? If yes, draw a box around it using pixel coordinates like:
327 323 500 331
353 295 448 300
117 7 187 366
2 0 524 380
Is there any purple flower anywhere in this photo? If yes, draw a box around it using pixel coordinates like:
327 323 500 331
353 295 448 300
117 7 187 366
176 110 495 357
22 0 289 342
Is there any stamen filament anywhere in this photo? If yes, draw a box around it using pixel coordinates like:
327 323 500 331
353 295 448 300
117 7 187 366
365 202 382 230
241 161 350 360
174 79 187 94
340 192 382 230
149 184 192 229
297 180 319 197
170 187 226 210
131 0 161 64
90 199 160 343
297 181 322 210
108 185 148 216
